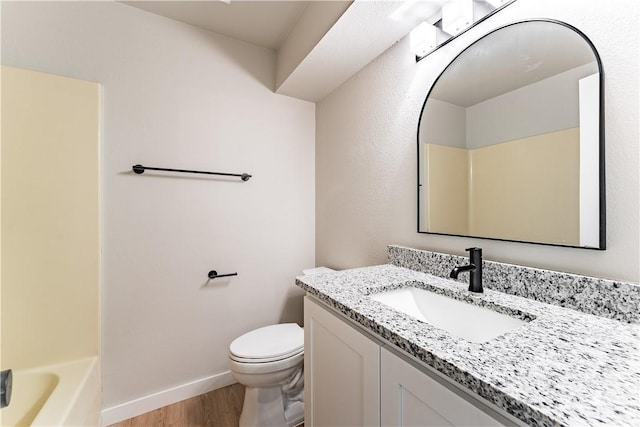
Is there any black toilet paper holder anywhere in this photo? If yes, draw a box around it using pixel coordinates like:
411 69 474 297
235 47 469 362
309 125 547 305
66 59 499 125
208 270 238 279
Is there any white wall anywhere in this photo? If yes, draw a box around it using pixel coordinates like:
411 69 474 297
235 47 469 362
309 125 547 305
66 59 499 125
420 98 466 148
1 0 315 416
276 1 352 90
316 0 639 283
579 73 601 248
466 62 597 148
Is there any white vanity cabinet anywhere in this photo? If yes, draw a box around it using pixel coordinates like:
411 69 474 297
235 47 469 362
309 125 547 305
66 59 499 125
304 296 520 427
381 348 506 426
303 296 381 426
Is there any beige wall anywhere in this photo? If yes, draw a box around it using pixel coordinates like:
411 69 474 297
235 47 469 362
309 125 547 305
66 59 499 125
469 128 580 245
1 66 100 369
316 0 639 283
425 144 469 235
424 128 579 244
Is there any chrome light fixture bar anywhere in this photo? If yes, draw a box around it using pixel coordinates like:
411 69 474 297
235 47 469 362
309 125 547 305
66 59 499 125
410 0 517 61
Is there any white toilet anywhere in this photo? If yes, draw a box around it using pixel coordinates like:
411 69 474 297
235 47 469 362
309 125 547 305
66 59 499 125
228 267 334 427
229 323 304 427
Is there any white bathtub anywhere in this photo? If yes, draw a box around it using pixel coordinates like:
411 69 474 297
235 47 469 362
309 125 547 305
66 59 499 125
1 357 100 427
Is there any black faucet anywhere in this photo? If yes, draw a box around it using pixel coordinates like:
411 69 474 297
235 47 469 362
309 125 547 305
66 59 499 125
450 247 483 293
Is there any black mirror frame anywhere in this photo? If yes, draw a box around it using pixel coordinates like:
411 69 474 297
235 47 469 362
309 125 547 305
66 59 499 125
416 19 606 250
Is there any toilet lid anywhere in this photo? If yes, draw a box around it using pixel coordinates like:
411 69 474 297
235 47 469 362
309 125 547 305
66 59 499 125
230 323 303 361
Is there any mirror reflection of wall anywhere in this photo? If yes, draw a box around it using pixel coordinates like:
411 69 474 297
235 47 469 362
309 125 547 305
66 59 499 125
418 20 603 249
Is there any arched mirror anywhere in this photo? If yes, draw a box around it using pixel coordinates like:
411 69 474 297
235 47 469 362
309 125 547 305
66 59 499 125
418 20 605 249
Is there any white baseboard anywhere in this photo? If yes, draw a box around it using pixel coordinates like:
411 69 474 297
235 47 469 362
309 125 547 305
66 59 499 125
101 371 236 426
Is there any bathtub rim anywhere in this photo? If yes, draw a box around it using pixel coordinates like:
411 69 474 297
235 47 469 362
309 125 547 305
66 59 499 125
11 356 100 427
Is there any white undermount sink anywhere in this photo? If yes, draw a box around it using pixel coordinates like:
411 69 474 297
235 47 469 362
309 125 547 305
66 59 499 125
370 286 527 343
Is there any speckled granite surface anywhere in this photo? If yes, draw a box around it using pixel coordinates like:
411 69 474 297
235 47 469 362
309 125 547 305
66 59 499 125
389 245 640 323
296 265 640 427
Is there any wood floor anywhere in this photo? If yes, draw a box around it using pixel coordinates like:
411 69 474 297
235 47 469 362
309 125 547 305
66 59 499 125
109 383 245 427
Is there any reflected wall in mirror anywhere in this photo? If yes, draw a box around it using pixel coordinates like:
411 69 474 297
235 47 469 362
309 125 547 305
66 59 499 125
418 20 605 249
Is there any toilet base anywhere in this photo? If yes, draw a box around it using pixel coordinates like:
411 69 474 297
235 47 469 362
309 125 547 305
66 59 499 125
239 385 284 427
239 385 303 427
285 400 304 426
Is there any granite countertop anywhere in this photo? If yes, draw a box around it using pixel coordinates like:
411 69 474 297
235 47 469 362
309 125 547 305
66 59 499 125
295 264 640 427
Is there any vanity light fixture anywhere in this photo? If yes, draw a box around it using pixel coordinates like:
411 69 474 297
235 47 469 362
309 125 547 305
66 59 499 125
410 0 517 61
410 22 438 57
442 0 473 36
485 0 508 7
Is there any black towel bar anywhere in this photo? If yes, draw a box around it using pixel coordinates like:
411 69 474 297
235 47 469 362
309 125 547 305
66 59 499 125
132 164 251 181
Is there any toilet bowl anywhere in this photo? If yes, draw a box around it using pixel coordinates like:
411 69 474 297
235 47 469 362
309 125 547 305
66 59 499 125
228 323 304 427
228 267 335 426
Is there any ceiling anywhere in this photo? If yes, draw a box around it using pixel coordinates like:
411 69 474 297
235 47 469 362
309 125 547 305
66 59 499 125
431 21 599 107
121 1 310 51
120 0 448 101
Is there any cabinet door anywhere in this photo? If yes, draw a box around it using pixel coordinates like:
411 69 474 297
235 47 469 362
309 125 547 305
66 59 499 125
381 348 505 427
304 297 380 427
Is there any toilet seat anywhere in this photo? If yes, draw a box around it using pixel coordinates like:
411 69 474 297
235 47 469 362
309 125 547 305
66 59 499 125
228 349 303 375
230 347 302 364
229 323 303 362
